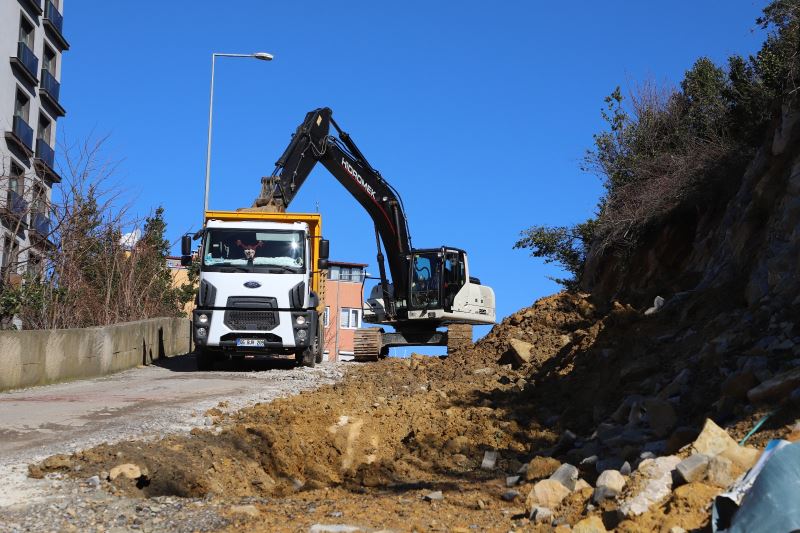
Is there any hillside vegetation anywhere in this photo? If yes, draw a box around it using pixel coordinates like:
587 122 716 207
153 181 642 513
517 0 800 295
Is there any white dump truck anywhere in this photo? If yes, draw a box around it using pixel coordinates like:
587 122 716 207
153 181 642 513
181 210 329 370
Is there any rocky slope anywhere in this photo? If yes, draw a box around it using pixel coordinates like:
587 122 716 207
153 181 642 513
584 106 800 311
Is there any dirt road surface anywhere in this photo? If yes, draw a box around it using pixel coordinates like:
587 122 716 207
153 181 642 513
0 355 344 531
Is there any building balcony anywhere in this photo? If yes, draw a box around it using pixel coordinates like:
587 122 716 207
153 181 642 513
35 138 54 168
30 212 52 241
39 69 65 117
34 138 62 184
10 41 39 85
2 189 29 222
5 115 35 155
44 1 69 51
19 0 43 15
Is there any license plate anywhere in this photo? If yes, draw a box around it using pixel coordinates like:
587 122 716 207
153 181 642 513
236 338 265 348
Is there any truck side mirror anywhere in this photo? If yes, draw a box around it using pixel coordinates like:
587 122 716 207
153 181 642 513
181 235 192 266
319 239 330 260
318 258 329 271
181 235 192 255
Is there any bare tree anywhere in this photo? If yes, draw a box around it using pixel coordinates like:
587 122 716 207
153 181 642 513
0 137 185 330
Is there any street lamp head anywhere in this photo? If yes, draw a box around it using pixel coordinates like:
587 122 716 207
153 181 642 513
253 52 274 61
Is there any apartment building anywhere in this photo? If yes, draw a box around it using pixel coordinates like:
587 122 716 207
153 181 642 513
322 261 368 361
0 0 67 279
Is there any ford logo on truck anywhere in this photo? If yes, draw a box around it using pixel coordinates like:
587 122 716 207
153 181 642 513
244 281 261 289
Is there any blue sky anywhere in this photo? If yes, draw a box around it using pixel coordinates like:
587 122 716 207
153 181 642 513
57 1 767 340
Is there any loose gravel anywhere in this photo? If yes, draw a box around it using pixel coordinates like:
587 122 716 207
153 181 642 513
0 357 346 532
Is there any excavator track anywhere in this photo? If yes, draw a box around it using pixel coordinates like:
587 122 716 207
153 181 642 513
447 324 473 355
354 328 384 362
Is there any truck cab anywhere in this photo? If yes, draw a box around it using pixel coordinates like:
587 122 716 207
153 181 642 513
184 211 328 370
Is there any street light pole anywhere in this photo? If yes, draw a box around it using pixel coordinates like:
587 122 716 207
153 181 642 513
203 52 273 216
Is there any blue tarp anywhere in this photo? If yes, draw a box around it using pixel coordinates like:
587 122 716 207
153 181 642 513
720 441 800 533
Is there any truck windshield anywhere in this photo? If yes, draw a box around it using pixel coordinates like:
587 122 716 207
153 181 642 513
202 229 305 273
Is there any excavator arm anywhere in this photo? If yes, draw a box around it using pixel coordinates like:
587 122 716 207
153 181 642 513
258 107 496 360
260 108 413 315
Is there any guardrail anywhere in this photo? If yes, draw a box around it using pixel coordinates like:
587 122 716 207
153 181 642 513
44 1 64 35
0 317 190 392
16 41 39 79
12 115 34 150
41 69 60 101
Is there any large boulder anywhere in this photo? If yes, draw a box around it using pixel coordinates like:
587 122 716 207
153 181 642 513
691 419 759 470
508 338 535 366
526 479 571 511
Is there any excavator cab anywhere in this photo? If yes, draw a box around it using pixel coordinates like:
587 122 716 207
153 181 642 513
409 251 443 309
405 247 493 322
408 248 468 312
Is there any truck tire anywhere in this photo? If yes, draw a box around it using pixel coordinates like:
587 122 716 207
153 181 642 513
314 335 324 364
296 347 316 368
196 349 215 371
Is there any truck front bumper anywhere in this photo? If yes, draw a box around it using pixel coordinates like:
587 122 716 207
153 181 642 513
193 308 317 352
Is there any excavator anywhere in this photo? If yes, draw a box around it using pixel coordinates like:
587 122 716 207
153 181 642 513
255 107 495 360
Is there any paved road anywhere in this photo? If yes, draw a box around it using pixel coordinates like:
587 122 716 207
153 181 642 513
0 354 345 507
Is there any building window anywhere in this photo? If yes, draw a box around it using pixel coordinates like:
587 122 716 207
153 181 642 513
348 267 365 282
9 163 24 197
28 253 42 276
14 90 30 123
1 236 17 274
339 307 362 329
323 306 330 328
32 183 47 217
19 15 35 50
38 115 52 146
0 237 8 271
43 45 57 75
329 266 365 282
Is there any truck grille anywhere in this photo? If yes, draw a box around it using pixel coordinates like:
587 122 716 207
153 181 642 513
224 297 279 331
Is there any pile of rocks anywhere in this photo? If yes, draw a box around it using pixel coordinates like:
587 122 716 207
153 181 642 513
498 418 762 530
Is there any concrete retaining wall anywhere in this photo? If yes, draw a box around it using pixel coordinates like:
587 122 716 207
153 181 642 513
0 317 191 392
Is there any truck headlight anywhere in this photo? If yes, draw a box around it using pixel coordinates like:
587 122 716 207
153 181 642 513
297 329 307 340
295 315 306 325
197 313 209 325
196 327 207 338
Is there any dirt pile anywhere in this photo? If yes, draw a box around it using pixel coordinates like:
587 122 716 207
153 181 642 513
31 283 799 531
30 354 551 495
465 292 600 368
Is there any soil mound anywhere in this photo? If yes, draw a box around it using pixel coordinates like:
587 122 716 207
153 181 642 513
30 288 800 530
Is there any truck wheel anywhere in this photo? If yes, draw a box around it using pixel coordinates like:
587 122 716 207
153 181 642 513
296 347 316 368
196 349 215 371
314 336 324 364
